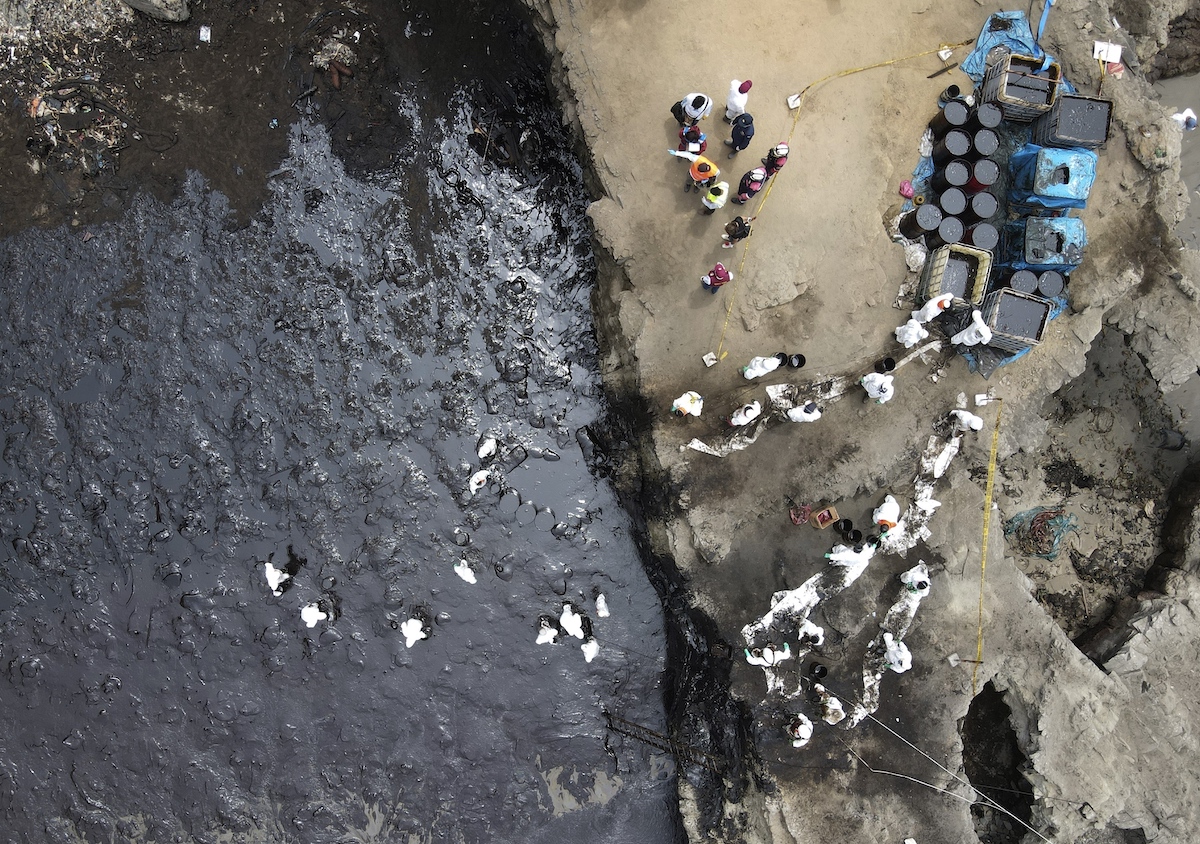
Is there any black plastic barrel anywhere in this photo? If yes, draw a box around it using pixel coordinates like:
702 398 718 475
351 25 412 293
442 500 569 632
932 129 972 166
968 102 1003 130
898 203 942 239
1007 269 1038 293
929 99 970 138
1037 270 1065 298
963 222 999 251
965 158 1000 193
968 128 1000 160
925 217 964 249
935 187 967 217
846 529 864 544
874 357 896 373
931 160 970 191
788 353 806 369
961 191 998 224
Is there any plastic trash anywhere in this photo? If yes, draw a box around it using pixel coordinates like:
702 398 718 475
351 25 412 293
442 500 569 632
453 560 477 584
1170 108 1197 131
595 593 610 617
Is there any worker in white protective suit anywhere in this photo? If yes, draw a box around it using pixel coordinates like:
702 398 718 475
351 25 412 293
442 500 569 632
882 632 912 674
900 563 931 597
730 401 762 427
912 293 953 324
671 391 704 417
895 318 929 348
787 401 822 423
745 642 791 667
825 543 873 566
951 309 992 347
813 684 846 725
798 619 825 648
860 372 894 404
873 494 900 532
742 354 784 380
949 408 984 433
787 713 814 748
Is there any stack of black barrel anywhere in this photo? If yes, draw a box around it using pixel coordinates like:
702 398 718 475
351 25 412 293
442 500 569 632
900 96 1002 252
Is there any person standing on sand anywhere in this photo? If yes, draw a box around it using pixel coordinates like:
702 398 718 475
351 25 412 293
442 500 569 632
677 125 707 156
724 79 752 122
725 113 755 158
702 262 732 293
721 214 756 248
672 92 713 126
762 143 789 177
733 167 766 204
701 181 729 215
668 149 720 192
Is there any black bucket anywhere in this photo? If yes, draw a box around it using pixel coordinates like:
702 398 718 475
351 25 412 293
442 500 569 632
925 216 964 249
774 351 789 365
898 204 942 240
846 528 864 544
874 357 896 374
1037 270 1065 298
833 518 852 534
963 221 999 251
931 129 972 166
960 191 998 224
965 158 1000 193
968 101 1003 130
930 160 970 192
935 187 967 217
967 128 1000 159
929 99 969 137
1007 269 1039 293
937 84 962 107
788 354 806 369
808 662 829 679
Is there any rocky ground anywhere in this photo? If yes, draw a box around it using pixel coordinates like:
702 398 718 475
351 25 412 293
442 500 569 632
525 0 1200 842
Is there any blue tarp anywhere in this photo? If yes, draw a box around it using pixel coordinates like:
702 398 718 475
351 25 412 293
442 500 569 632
961 11 1074 92
961 12 1042 82
1001 217 1087 271
1008 144 1098 210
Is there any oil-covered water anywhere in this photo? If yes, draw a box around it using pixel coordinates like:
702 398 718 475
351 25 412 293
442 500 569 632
0 3 678 841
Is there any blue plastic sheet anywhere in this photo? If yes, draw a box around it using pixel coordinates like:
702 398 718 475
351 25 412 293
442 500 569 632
1008 143 1098 210
1001 217 1087 271
961 12 1042 82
